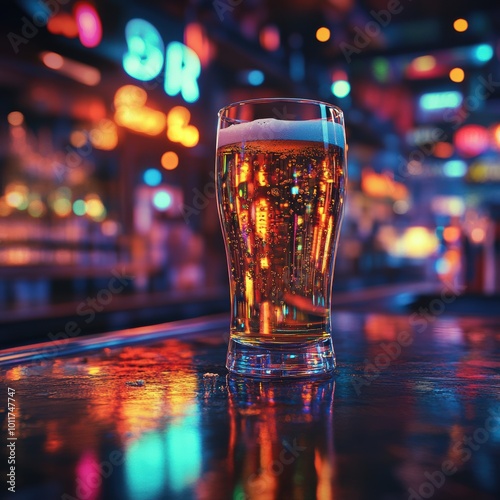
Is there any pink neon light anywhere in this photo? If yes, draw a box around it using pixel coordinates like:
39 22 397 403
75 450 100 500
75 3 102 48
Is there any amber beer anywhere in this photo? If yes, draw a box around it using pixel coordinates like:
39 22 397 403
217 100 346 377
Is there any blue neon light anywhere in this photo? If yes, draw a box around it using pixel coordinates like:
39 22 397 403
435 257 450 274
124 432 166 499
247 70 264 86
164 42 200 103
443 160 467 178
153 191 172 210
331 80 351 98
474 44 494 63
123 19 164 81
143 168 162 186
419 91 463 111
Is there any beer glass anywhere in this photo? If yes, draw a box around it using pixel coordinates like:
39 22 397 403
216 98 346 377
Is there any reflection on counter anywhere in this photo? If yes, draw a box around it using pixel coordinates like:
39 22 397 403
227 377 335 500
2 311 499 499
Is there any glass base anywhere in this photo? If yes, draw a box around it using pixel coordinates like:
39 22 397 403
226 336 335 378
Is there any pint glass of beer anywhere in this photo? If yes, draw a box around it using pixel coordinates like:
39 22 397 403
216 98 346 377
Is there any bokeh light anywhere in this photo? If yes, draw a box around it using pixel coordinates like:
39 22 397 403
74 2 103 48
433 142 454 158
316 27 330 42
449 67 465 83
41 51 64 69
73 199 87 216
114 85 167 136
47 13 79 38
474 44 494 63
153 191 172 211
53 198 72 217
86 198 106 220
88 119 118 151
419 91 462 110
259 25 280 51
7 111 24 127
166 107 199 148
167 106 191 129
144 168 162 187
443 227 461 243
5 183 29 210
412 55 436 72
101 220 119 237
180 126 199 147
435 257 451 275
0 198 12 217
443 160 467 177
28 199 46 218
470 227 486 244
398 227 439 258
393 200 409 214
70 131 87 148
184 22 213 68
373 58 390 82
453 18 468 32
161 152 179 170
331 80 350 98
247 70 264 86
492 124 500 149
454 125 489 157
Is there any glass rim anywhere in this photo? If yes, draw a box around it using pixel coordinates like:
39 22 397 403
218 97 344 121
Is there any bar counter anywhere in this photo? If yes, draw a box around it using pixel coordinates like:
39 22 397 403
1 310 499 500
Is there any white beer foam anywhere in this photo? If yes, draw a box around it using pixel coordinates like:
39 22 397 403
218 118 345 148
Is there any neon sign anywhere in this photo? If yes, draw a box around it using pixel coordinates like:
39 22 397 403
123 19 200 103
75 2 102 48
112 86 199 146
114 85 167 136
166 106 199 147
165 42 200 103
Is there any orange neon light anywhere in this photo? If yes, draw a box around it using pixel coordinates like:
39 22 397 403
114 85 167 136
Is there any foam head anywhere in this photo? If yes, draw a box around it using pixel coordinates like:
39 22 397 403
218 118 345 148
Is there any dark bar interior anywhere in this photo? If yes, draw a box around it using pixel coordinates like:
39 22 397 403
1 0 499 499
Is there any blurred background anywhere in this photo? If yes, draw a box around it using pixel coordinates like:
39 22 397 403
1 0 499 345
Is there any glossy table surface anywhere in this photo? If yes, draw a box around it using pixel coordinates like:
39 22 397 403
1 311 500 500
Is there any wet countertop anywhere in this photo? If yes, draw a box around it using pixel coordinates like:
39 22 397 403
1 311 500 500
